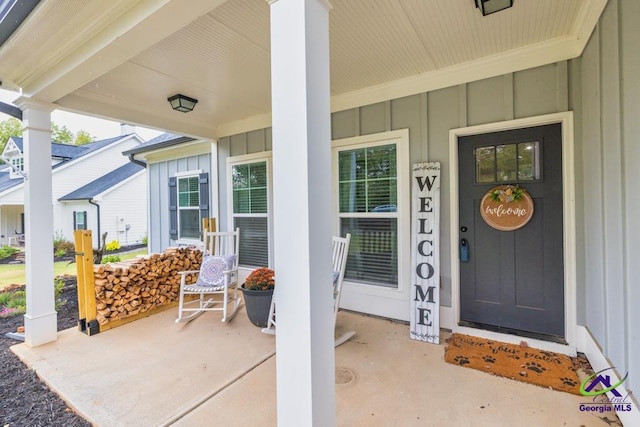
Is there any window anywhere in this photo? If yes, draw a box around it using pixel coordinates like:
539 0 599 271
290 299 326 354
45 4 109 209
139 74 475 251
169 172 209 241
475 141 540 183
178 176 200 239
336 142 400 288
11 156 23 172
228 155 271 268
73 211 87 230
8 155 24 179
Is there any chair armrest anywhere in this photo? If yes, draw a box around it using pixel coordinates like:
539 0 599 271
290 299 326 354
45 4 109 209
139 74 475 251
178 270 200 276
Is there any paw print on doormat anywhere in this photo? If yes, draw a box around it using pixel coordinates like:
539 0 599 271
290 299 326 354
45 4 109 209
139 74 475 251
454 355 470 366
525 362 546 374
482 355 495 364
560 377 578 387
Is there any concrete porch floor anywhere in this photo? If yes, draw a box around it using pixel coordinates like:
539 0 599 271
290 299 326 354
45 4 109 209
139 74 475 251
11 308 613 426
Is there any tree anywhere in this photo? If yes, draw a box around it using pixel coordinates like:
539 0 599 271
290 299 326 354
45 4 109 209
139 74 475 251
51 123 74 144
73 130 95 145
0 117 23 153
0 119 97 160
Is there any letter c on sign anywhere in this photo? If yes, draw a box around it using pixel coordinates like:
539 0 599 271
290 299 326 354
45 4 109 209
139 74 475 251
417 240 433 257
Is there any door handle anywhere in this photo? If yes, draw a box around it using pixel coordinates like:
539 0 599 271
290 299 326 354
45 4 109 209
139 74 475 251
460 238 469 262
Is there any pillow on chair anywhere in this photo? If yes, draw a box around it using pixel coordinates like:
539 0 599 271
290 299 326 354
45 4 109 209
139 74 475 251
196 255 237 287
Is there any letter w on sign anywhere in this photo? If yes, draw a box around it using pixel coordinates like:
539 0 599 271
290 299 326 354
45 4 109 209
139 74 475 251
410 162 440 344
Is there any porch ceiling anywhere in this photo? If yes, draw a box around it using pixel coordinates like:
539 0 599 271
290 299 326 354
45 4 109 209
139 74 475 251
0 0 606 139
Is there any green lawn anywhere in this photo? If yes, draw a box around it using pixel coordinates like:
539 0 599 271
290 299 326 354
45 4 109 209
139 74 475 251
0 249 148 290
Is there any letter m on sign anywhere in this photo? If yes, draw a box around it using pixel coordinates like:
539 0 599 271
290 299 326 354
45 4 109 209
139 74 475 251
410 162 441 344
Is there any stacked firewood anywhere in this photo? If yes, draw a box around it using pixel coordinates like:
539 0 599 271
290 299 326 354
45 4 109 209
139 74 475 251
92 247 202 325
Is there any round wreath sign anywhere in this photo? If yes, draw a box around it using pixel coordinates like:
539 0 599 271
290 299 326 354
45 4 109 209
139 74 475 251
480 185 534 231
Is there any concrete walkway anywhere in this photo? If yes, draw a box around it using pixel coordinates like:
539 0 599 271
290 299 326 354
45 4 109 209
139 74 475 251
11 309 617 426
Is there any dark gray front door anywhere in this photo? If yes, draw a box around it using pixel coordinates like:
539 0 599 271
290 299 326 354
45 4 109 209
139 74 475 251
458 123 564 341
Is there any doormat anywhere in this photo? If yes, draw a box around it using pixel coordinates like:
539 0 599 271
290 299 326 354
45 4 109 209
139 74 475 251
444 333 585 395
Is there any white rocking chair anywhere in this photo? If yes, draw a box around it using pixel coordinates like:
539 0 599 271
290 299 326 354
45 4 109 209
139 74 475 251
176 228 241 323
262 233 354 346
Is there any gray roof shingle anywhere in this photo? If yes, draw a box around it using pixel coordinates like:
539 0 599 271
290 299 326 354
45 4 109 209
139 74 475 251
58 162 144 201
0 134 136 194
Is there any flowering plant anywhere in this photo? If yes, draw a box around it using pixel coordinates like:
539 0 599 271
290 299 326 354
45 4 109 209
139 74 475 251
243 267 275 291
489 185 526 203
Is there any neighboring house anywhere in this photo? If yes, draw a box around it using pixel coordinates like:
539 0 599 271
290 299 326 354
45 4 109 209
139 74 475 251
0 128 147 247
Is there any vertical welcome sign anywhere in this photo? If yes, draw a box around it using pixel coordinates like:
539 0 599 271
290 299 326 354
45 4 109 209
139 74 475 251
410 162 440 344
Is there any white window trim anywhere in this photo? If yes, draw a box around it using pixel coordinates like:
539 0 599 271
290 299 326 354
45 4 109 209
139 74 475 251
331 129 410 296
175 171 203 244
75 211 86 230
174 169 203 177
227 151 273 270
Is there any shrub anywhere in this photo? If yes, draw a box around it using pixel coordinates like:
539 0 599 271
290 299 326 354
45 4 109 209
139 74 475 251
53 239 74 257
0 288 26 317
140 234 148 245
101 255 121 264
0 280 66 317
105 240 121 252
0 245 19 260
54 278 66 311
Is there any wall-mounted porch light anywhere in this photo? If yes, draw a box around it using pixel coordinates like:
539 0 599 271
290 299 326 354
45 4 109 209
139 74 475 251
168 94 198 113
475 0 513 16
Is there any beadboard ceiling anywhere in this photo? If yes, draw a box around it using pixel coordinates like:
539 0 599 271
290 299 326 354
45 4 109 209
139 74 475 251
0 0 606 139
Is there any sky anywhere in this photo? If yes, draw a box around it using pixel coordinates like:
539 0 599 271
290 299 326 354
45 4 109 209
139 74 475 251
0 88 163 141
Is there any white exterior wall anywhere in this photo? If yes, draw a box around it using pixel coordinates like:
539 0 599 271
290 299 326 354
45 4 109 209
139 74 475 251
0 186 27 205
57 201 95 241
0 205 23 245
57 172 147 247
51 136 142 202
97 172 147 247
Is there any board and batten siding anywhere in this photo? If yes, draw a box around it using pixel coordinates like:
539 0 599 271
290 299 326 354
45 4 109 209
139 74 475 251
147 153 212 253
217 62 572 310
576 0 640 391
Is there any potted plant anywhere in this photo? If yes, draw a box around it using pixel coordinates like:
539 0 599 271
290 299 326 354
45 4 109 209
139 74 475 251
241 267 275 327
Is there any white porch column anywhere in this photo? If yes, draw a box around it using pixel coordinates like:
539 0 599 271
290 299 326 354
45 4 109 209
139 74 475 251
268 0 334 426
15 97 57 347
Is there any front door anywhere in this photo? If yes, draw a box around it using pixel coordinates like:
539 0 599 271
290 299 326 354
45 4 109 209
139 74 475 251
458 124 565 341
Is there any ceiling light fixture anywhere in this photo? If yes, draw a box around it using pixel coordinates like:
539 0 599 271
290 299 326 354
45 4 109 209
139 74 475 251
168 94 198 113
475 0 513 16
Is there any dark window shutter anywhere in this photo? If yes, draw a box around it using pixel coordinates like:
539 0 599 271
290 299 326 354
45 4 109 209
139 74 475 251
73 211 76 230
169 177 178 240
199 173 210 235
82 211 87 230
